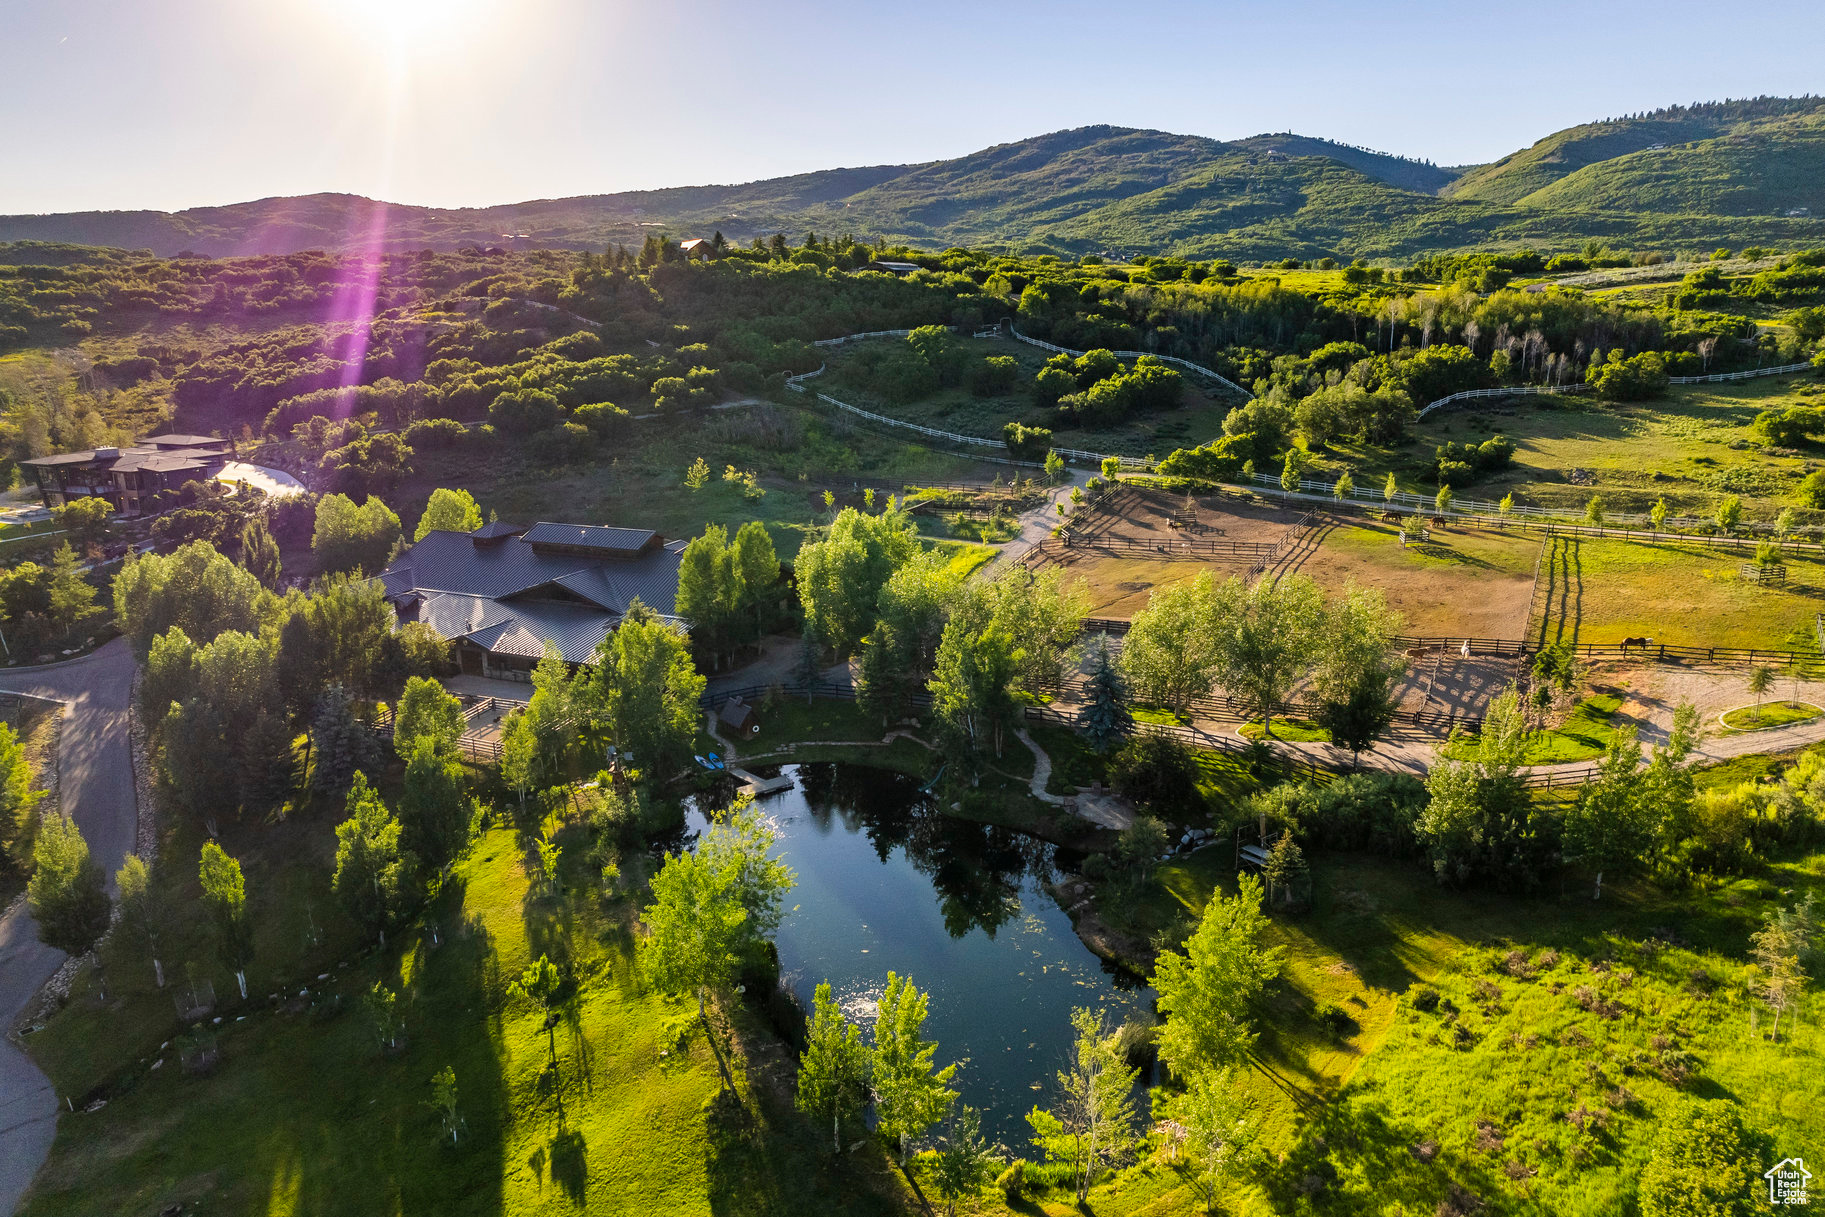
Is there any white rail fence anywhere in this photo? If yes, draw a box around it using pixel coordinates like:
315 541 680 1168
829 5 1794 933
1005 326 1251 398
1418 360 1814 418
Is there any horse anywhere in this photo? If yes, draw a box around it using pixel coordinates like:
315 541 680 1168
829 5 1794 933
1620 636 1653 652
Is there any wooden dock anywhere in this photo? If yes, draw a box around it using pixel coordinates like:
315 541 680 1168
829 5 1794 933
730 767 794 796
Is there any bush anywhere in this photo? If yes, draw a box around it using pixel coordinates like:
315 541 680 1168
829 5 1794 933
1585 350 1670 401
403 417 468 449
996 1161 1027 1201
1801 470 1825 509
1109 730 1202 817
1412 985 1441 1012
1002 422 1054 461
969 355 1020 397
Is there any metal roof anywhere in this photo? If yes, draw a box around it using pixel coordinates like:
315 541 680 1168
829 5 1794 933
379 527 685 664
470 519 528 541
522 522 657 553
142 434 228 448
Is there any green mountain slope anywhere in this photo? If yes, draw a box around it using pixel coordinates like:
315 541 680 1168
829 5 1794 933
1516 109 1825 217
4 107 1825 262
1444 96 1825 205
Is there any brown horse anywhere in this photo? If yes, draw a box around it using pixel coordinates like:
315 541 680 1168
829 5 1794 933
1620 636 1653 651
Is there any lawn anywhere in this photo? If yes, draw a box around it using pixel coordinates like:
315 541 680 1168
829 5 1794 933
1539 536 1825 650
21 818 913 1217
1301 373 1825 527
1719 699 1824 731
816 334 1237 460
1240 716 1331 743
1443 694 1625 764
1090 830 1825 1217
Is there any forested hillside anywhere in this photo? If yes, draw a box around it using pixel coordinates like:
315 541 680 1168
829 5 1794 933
6 102 1825 262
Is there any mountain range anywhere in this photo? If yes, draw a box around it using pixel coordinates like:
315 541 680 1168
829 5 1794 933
4 96 1822 262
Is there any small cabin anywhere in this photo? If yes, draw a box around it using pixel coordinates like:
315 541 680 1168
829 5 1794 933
680 238 714 261
719 695 760 736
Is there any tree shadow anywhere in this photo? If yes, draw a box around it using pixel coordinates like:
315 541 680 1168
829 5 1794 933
548 1128 588 1205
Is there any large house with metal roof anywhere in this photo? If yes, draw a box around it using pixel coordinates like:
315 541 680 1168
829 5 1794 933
20 434 232 513
377 521 687 681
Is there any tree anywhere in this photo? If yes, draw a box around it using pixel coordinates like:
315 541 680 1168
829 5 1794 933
1750 896 1815 1042
309 683 383 795
399 738 474 870
1434 485 1453 516
365 980 405 1053
792 617 822 701
0 721 43 864
928 583 1021 760
1498 492 1514 521
331 773 414 944
427 1066 463 1146
1638 1099 1767 1217
1747 665 1775 719
414 488 483 541
1310 585 1403 764
1167 1068 1262 1215
393 675 464 758
796 981 871 1153
312 493 401 574
1562 727 1654 898
46 543 100 636
238 517 282 590
1332 471 1353 502
1278 451 1302 495
51 496 111 552
27 813 109 957
1715 495 1743 533
683 457 710 491
1027 1006 1140 1203
1650 497 1670 531
112 540 269 654
1122 572 1222 713
1382 471 1398 505
508 954 567 1067
1261 833 1307 907
198 841 253 998
694 798 795 949
1418 687 1553 890
639 846 748 1037
1584 494 1605 527
499 709 537 810
729 520 781 641
1153 873 1283 1077
931 1105 999 1217
592 602 705 782
872 971 958 1165
795 504 919 656
1078 636 1132 753
676 525 740 664
115 853 164 987
1210 573 1327 737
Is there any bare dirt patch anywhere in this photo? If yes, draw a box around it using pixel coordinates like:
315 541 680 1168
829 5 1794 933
1281 515 1542 639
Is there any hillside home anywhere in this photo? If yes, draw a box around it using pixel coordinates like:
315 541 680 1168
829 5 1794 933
377 521 687 681
21 434 232 514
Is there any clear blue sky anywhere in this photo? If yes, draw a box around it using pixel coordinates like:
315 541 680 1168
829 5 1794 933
3 0 1822 214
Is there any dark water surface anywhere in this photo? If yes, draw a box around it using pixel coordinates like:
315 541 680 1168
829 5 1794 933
688 762 1150 1148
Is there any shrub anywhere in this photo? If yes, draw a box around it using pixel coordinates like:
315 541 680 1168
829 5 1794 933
403 417 468 449
1109 730 1202 817
1411 985 1440 1012
969 355 1020 397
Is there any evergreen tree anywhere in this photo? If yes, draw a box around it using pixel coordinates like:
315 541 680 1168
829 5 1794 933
0 721 43 865
1261 833 1307 907
931 1105 999 1216
1078 636 1132 753
46 543 100 636
238 517 282 590
310 683 383 794
792 617 822 701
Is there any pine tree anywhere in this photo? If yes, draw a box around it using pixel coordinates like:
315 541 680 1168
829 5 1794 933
1077 637 1132 753
1261 834 1308 907
792 618 822 701
239 517 282 589
310 684 382 794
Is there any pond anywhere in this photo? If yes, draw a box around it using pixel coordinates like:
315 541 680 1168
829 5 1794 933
687 762 1151 1149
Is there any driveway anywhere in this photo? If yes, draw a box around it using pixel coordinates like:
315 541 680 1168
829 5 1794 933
980 468 1091 578
0 638 138 1215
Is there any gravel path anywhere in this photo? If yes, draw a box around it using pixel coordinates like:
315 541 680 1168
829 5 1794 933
0 639 138 1215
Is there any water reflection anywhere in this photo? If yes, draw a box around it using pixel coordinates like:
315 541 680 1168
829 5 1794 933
686 763 1150 1147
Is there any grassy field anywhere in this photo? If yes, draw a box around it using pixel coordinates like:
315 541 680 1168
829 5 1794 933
816 335 1236 460
1443 693 1626 764
1091 792 1825 1216
1537 535 1825 650
22 811 913 1217
1304 373 1825 526
1289 518 1542 638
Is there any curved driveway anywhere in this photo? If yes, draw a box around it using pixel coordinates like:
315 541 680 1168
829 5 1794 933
0 639 137 1215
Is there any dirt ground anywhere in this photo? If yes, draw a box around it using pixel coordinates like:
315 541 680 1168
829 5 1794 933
1277 514 1542 639
1387 651 1525 718
1048 487 1305 615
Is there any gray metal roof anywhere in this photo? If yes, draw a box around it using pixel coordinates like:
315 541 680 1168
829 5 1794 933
143 434 228 448
380 527 685 664
522 522 657 553
470 519 527 541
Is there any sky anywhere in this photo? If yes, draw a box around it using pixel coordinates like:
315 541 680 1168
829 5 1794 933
3 0 1823 215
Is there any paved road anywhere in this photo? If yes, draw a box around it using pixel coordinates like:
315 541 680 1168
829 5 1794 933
0 639 137 1216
